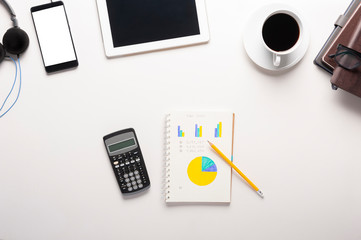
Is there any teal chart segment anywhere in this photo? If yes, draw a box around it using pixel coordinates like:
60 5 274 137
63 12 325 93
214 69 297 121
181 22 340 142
202 157 217 172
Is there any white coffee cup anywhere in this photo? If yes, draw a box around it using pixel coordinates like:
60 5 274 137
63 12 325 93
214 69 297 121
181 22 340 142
261 10 304 67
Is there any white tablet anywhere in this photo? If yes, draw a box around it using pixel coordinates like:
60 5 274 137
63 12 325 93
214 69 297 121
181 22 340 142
96 0 209 57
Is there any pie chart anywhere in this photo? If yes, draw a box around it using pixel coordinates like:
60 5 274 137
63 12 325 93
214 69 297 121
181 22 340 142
187 156 217 186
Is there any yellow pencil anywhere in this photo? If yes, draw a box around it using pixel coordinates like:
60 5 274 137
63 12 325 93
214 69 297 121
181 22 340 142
208 141 264 198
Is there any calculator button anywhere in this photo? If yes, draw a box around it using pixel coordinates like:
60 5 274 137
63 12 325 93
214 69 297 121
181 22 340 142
129 172 134 177
130 177 135 181
132 181 137 186
123 174 129 178
128 187 133 191
135 175 140 179
138 184 143 188
115 165 119 168
133 185 138 190
127 183 131 187
125 161 130 165
134 170 139 175
137 179 142 184
136 158 140 162
131 160 135 164
125 178 130 182
120 163 125 167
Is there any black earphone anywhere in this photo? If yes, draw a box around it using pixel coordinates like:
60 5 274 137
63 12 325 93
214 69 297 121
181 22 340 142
0 0 29 118
0 0 29 63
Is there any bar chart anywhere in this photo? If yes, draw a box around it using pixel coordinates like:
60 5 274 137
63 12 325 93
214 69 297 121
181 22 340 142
195 124 202 137
215 122 222 138
178 126 185 137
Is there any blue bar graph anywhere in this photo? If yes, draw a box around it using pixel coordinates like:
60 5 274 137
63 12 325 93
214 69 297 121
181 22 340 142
178 126 184 137
195 124 202 137
215 122 222 138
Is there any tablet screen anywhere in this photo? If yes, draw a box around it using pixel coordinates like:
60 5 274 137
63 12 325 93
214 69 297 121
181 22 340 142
106 0 200 47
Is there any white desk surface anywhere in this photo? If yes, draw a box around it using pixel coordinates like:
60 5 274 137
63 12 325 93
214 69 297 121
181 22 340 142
1 0 361 239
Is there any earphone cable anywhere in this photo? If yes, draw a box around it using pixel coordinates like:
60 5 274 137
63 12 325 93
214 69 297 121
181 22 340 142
0 57 22 118
0 57 17 112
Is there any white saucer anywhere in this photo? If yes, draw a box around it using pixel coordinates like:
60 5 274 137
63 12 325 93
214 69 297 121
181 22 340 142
243 4 309 71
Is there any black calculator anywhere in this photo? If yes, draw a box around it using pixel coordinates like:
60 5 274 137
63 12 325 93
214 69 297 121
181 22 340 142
103 128 150 195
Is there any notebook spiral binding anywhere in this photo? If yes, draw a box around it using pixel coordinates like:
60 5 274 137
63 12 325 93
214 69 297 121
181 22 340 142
165 114 171 200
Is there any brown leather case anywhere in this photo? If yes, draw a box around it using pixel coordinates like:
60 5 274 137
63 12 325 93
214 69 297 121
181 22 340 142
314 0 361 74
322 4 361 70
330 19 361 97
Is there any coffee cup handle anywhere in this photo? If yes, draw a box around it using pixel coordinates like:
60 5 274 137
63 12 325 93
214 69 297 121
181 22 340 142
273 53 281 67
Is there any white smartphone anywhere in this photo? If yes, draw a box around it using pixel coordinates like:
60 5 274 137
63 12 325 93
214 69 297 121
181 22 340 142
31 1 78 73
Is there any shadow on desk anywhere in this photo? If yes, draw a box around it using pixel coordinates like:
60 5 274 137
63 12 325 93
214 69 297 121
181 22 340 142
166 202 230 207
246 54 361 117
122 188 150 200
336 90 361 117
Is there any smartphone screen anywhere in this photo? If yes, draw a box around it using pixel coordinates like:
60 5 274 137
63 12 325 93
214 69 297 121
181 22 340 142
31 1 78 73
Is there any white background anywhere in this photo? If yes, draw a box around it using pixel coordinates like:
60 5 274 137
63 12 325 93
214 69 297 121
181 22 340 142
1 0 361 239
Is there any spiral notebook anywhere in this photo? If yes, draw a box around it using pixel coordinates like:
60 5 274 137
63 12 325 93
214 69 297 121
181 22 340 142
165 112 235 203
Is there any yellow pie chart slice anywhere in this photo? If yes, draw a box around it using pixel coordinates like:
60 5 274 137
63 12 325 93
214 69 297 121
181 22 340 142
187 156 217 186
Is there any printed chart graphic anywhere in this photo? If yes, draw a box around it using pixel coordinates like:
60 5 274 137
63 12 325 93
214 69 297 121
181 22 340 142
178 126 185 137
187 156 217 186
215 122 222 137
195 124 202 137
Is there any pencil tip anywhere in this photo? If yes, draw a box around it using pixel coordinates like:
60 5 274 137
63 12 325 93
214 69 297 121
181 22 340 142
257 190 264 198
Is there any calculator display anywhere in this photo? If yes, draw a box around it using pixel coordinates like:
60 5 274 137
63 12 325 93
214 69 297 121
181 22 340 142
108 138 135 153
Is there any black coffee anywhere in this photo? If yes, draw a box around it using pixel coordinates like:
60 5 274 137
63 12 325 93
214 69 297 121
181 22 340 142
262 13 300 52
